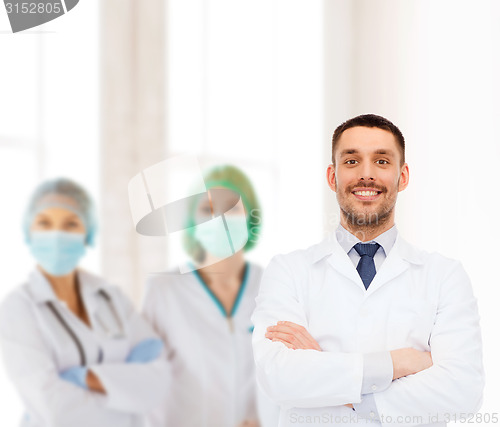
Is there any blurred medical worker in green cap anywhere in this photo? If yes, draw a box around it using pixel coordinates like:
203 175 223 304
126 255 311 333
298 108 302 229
142 165 279 427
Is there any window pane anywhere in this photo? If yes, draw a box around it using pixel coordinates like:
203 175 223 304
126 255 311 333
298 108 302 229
0 36 39 140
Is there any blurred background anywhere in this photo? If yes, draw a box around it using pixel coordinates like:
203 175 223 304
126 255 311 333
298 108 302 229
1 0 499 424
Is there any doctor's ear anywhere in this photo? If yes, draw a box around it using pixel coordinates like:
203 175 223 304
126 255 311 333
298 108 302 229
326 164 337 192
398 163 410 192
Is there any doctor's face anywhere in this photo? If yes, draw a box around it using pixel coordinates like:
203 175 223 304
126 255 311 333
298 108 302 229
193 187 248 260
30 207 86 234
326 126 409 231
194 187 245 220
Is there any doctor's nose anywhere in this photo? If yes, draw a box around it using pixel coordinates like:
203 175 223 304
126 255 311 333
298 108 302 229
359 165 376 181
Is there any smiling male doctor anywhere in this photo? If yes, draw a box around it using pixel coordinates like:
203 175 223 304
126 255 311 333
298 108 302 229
251 114 484 427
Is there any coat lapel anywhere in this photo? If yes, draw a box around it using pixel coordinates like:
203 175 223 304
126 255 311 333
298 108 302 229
325 238 366 291
365 247 410 295
324 230 424 294
368 233 425 295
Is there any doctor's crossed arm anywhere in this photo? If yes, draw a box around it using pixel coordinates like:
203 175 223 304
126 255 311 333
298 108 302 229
58 305 165 394
0 291 114 426
252 253 387 409
86 285 171 413
252 254 482 426
265 321 433 407
252 254 433 407
0 287 166 422
266 321 433 379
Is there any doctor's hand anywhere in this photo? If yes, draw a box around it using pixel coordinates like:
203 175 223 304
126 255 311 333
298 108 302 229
126 338 164 363
265 321 322 351
390 347 433 380
60 366 88 389
237 420 260 427
86 369 106 393
60 367 106 393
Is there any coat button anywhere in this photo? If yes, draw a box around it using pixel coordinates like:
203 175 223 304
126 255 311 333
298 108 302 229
370 411 376 418
371 384 377 391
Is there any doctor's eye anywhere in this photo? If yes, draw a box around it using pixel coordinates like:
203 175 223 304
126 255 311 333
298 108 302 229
376 159 389 165
345 159 358 165
64 220 81 229
196 201 213 215
34 218 51 228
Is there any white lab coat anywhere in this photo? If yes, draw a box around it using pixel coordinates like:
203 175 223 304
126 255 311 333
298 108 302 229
251 231 485 427
0 268 170 427
142 262 280 427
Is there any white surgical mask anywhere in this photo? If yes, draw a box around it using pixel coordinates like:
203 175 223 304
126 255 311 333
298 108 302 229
29 231 86 276
194 215 248 259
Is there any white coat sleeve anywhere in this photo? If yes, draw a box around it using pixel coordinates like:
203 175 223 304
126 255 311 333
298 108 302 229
88 287 171 414
139 279 175 427
372 260 485 427
140 279 175 360
251 254 364 408
0 292 110 427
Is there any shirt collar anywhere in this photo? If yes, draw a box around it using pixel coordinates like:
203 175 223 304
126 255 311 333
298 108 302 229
310 224 423 265
27 267 105 304
335 223 398 257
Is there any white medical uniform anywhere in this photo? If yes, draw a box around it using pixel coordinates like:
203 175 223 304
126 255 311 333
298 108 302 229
0 268 170 427
251 231 484 427
142 261 279 427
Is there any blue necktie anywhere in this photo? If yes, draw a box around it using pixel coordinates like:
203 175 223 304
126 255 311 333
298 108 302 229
353 242 381 289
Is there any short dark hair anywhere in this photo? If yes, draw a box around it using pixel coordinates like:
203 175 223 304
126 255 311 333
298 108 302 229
331 114 405 166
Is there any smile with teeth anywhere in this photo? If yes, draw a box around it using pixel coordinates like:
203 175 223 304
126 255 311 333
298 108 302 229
353 190 380 196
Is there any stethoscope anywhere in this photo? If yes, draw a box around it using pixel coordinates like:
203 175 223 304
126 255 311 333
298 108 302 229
46 289 125 366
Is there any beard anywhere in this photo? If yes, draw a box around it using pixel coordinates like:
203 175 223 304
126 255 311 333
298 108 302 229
336 178 398 231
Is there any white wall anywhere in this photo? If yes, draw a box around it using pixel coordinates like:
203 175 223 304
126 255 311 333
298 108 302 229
165 0 326 269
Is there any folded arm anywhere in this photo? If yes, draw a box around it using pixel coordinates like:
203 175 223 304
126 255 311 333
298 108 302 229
252 255 367 408
88 287 170 413
0 294 111 426
253 254 439 410
369 261 484 427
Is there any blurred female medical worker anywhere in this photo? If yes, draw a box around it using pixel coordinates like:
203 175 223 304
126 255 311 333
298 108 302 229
0 178 169 427
142 165 279 427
